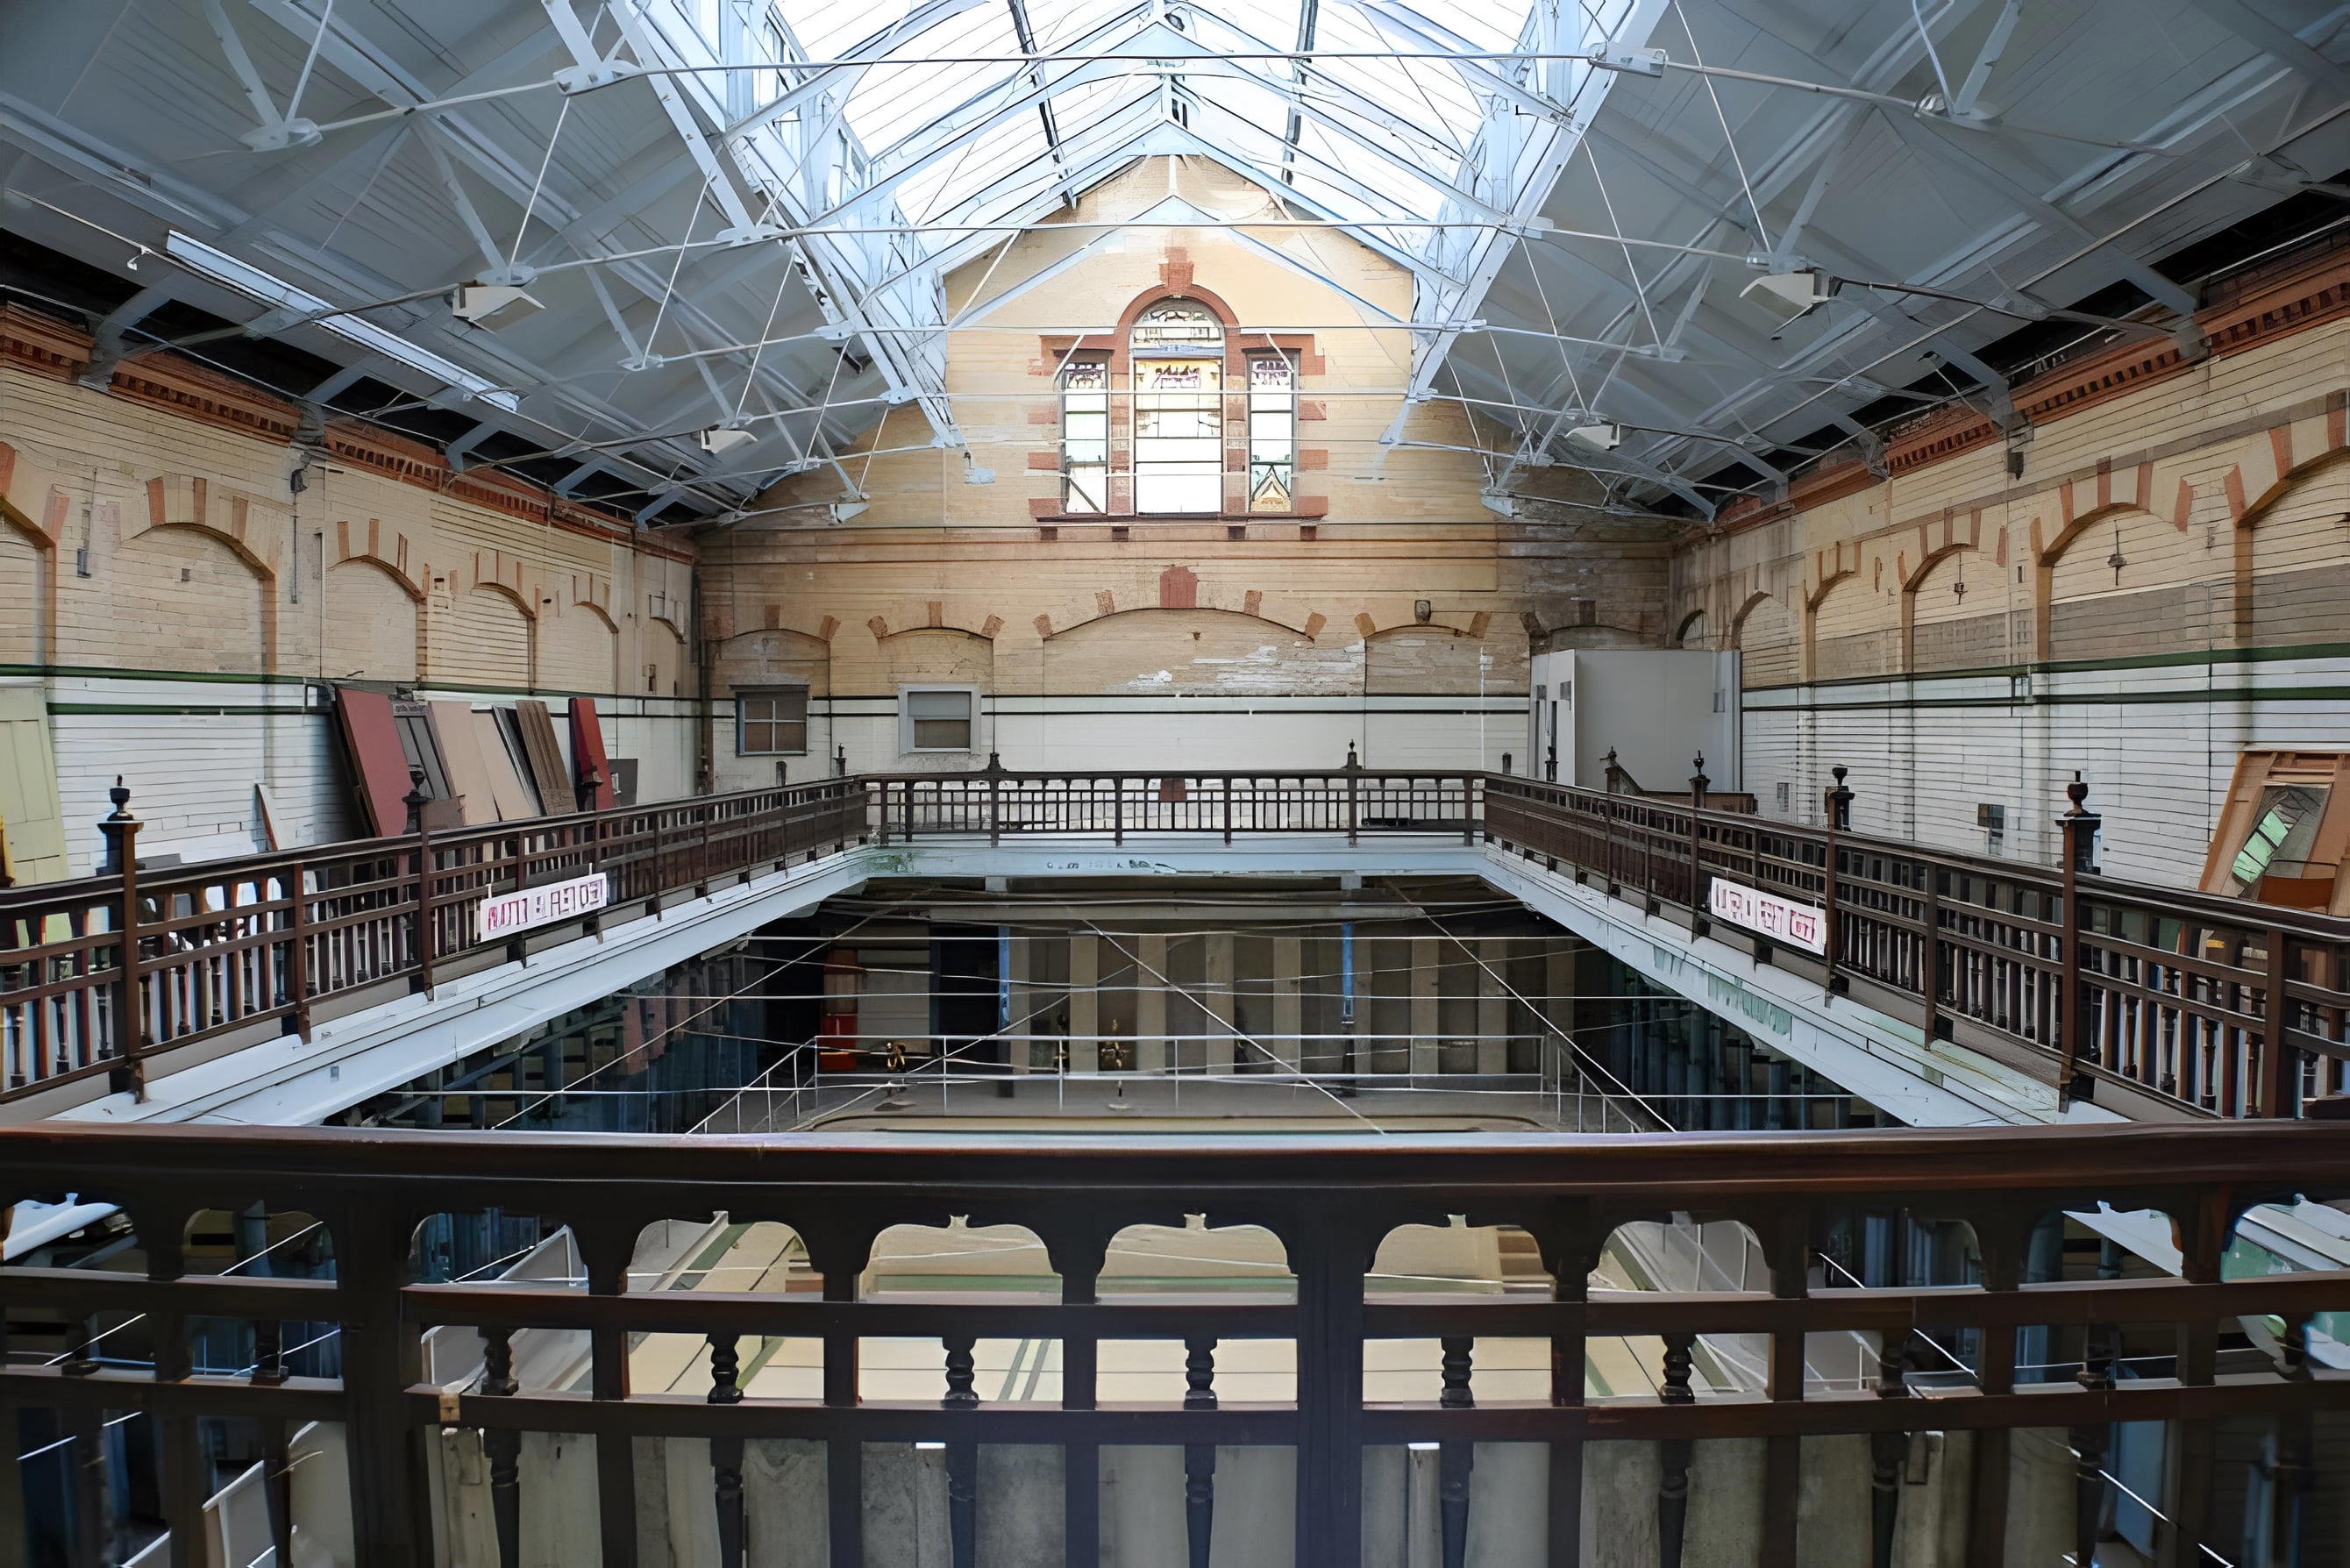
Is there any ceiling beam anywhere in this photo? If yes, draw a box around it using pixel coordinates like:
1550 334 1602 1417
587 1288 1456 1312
2184 0 2350 100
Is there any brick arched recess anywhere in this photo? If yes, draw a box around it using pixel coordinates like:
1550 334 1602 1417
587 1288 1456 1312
139 474 282 673
1801 543 1862 683
0 441 62 663
331 517 426 601
327 517 428 682
540 584 622 696
714 625 833 701
1032 567 1324 641
865 605 1004 643
2231 425 2350 648
1903 543 2008 674
1731 592 1798 688
2034 503 2173 665
440 552 539 689
1362 619 1505 695
1727 590 1773 647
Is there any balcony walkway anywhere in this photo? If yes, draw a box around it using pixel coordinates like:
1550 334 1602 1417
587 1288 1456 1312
6 768 2339 1131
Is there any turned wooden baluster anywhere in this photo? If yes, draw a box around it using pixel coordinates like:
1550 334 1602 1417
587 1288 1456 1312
481 1327 522 1568
1657 1332 1696 1568
1184 1335 1218 1568
942 1334 979 1568
2068 1316 2115 1568
709 1334 747 1568
1870 1334 1909 1568
250 1316 295 1568
1435 1334 1476 1568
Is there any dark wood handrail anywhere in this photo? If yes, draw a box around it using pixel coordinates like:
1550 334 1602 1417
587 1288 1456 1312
6 767 2347 1120
4 1118 2346 1568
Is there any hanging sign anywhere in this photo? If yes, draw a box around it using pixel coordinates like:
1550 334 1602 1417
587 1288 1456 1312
1706 876 1827 954
478 872 611 940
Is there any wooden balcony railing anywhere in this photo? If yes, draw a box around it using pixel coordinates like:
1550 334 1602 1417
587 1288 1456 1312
3 1119 2346 1568
0 779 867 1106
5 764 2348 1121
1480 774 2350 1121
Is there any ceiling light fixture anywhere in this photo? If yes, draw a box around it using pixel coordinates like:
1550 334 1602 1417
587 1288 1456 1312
1740 267 1841 332
163 232 520 411
1744 263 2197 352
450 269 545 331
698 425 759 456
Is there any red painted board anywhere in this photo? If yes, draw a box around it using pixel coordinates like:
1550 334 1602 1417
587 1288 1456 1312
569 698 616 811
334 687 415 838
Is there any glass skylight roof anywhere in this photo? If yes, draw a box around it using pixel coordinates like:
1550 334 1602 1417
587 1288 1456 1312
722 0 1616 260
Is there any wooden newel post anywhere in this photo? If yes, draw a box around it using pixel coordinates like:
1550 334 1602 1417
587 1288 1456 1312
986 751 1004 848
405 767 438 998
1825 764 1853 831
1822 766 1852 993
1687 754 1709 923
1603 748 1625 795
1345 742 1362 847
2054 773 2103 1108
98 777 146 1100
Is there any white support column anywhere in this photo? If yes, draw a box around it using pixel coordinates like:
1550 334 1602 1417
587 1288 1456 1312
1545 942 1576 1066
1069 935 1099 1069
1409 935 1440 1076
1477 938 1510 1075
1006 928 1031 1073
1136 934 1169 1073
1204 932 1236 1075
1272 935 1304 1072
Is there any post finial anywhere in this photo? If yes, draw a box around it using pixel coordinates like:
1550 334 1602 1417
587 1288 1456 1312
1826 764 1855 830
1345 741 1360 770
104 775 134 822
2064 770 2090 816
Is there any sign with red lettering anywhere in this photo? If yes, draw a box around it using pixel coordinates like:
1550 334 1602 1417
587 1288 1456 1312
1706 876 1827 954
477 872 611 940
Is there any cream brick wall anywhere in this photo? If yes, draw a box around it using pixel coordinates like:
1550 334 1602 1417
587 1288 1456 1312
701 158 1655 787
1669 256 2350 882
0 345 699 873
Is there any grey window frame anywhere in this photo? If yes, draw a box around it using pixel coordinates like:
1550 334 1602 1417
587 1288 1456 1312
736 684 810 755
898 685 979 754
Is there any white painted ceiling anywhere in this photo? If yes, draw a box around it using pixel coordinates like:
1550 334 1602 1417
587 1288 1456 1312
2 0 2346 522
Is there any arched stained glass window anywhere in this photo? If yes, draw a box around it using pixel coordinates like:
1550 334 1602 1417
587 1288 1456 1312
1131 299 1225 512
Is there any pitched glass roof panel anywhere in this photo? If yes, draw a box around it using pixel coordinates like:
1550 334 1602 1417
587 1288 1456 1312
751 0 1579 248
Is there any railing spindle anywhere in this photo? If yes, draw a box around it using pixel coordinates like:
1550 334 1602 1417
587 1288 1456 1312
709 1334 747 1568
481 1326 522 1568
1184 1335 1217 1568
1657 1331 1695 1568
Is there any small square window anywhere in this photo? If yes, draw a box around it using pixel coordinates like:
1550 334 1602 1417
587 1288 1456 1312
737 686 808 755
901 688 974 752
